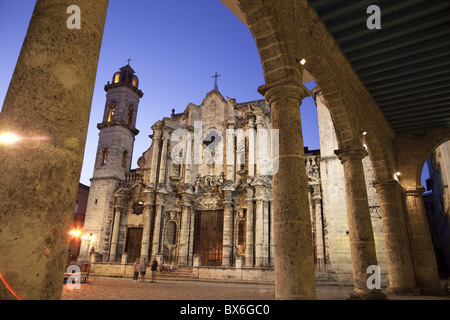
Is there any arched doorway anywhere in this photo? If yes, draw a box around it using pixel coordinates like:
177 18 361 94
421 140 450 278
163 220 178 264
193 210 224 266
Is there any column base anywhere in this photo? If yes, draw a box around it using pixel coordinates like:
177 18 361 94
348 289 387 300
419 286 447 296
385 285 421 296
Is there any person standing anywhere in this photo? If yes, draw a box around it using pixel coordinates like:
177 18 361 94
133 258 140 282
139 258 148 282
150 258 158 283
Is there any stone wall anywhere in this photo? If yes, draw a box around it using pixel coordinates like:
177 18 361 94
316 92 387 283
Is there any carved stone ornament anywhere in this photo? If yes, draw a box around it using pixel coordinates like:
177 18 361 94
137 156 146 168
132 202 144 215
198 193 223 211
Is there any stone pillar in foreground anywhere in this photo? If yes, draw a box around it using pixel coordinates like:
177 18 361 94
404 186 444 295
0 0 108 300
335 143 386 299
258 80 316 300
373 180 419 295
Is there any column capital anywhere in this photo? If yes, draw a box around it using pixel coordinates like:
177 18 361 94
404 186 426 196
373 179 402 191
257 78 310 105
334 145 368 163
162 128 172 140
310 86 322 101
181 198 194 208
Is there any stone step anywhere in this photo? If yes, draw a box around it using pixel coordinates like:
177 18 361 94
156 268 194 279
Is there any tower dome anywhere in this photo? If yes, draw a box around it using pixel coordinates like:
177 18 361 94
106 62 143 97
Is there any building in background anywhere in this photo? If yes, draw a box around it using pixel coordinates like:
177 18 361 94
425 141 450 277
78 65 387 283
67 183 90 264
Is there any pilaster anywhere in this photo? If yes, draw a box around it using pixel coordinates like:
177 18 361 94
222 189 234 267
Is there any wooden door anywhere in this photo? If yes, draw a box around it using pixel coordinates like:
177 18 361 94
194 210 224 266
125 228 143 263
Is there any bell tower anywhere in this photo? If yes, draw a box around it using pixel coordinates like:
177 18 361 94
79 64 144 262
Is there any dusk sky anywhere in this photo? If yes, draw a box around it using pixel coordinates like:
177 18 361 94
0 1 429 187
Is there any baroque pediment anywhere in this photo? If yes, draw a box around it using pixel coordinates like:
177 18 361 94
195 192 223 211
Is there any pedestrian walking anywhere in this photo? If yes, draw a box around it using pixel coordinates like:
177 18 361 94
139 258 148 282
133 258 140 282
150 258 158 283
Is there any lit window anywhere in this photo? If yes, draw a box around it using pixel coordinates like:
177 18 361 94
121 150 128 168
127 105 134 125
132 76 138 88
113 73 121 84
101 148 108 165
107 103 116 122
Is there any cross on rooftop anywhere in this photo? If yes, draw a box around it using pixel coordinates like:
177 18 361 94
211 72 221 90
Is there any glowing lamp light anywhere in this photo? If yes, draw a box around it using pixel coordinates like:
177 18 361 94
0 132 21 145
300 58 307 65
396 172 401 176
70 229 82 237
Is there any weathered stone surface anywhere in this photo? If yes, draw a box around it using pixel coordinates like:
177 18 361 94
0 0 108 300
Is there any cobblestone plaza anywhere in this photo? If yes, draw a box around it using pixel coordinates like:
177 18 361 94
61 276 449 301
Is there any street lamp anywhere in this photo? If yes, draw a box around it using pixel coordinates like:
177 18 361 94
0 132 21 145
70 229 82 237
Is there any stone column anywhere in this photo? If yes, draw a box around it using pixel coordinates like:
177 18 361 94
258 80 316 300
262 200 269 266
404 186 443 295
188 207 196 266
151 193 165 258
226 121 236 180
109 205 124 262
149 125 162 187
335 143 386 299
245 192 254 267
247 115 256 177
0 0 108 300
178 194 192 266
373 180 418 294
269 200 274 266
140 191 155 261
255 117 267 176
157 130 170 187
184 137 194 185
313 196 326 271
222 189 234 267
254 198 264 267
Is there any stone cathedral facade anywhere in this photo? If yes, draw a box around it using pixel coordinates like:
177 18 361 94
79 65 387 283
